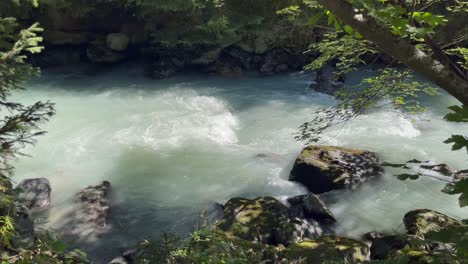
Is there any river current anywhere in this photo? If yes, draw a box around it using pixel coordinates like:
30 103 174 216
12 65 468 261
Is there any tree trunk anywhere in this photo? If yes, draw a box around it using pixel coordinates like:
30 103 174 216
317 0 468 105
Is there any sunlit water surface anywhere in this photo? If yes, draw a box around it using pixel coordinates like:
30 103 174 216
12 65 468 262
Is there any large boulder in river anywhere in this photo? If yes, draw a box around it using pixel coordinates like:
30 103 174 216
403 209 463 238
218 197 323 245
289 146 384 194
287 193 336 225
15 178 51 210
283 236 370 263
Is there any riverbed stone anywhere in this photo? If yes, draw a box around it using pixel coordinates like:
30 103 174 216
403 209 463 238
218 197 322 245
289 146 384 194
287 193 336 224
15 178 51 210
283 236 369 263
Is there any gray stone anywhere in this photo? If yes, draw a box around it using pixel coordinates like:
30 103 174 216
15 178 51 210
287 193 336 224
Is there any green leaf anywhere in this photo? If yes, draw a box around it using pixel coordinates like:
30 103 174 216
444 135 468 152
308 12 325 26
444 105 468 122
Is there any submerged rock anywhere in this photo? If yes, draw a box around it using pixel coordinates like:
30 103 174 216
15 178 51 210
310 62 344 95
289 146 384 194
287 193 336 224
403 209 463 238
283 236 369 263
218 197 322 245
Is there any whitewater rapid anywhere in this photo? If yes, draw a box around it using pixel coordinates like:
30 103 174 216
12 65 468 261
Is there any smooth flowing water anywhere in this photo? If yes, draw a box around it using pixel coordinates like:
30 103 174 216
12 65 468 261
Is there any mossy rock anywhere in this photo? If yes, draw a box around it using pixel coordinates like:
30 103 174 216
403 209 463 238
283 236 369 263
289 146 384 194
386 248 460 264
218 197 322 245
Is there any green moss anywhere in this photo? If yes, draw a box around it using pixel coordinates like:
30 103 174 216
217 197 296 245
404 209 463 237
283 236 369 264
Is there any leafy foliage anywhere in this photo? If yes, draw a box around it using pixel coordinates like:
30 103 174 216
0 17 55 176
134 228 278 264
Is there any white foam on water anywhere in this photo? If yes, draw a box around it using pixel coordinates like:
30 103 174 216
10 68 468 261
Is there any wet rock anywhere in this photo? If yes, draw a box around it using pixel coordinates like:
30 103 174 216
454 169 468 181
106 33 130 51
76 181 111 228
370 234 411 260
403 209 463 238
289 146 384 194
362 231 384 242
214 59 242 78
283 236 369 263
287 193 336 224
192 48 222 65
11 204 35 249
419 163 453 177
66 181 111 240
310 62 344 95
87 40 127 63
15 178 51 210
218 197 322 245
